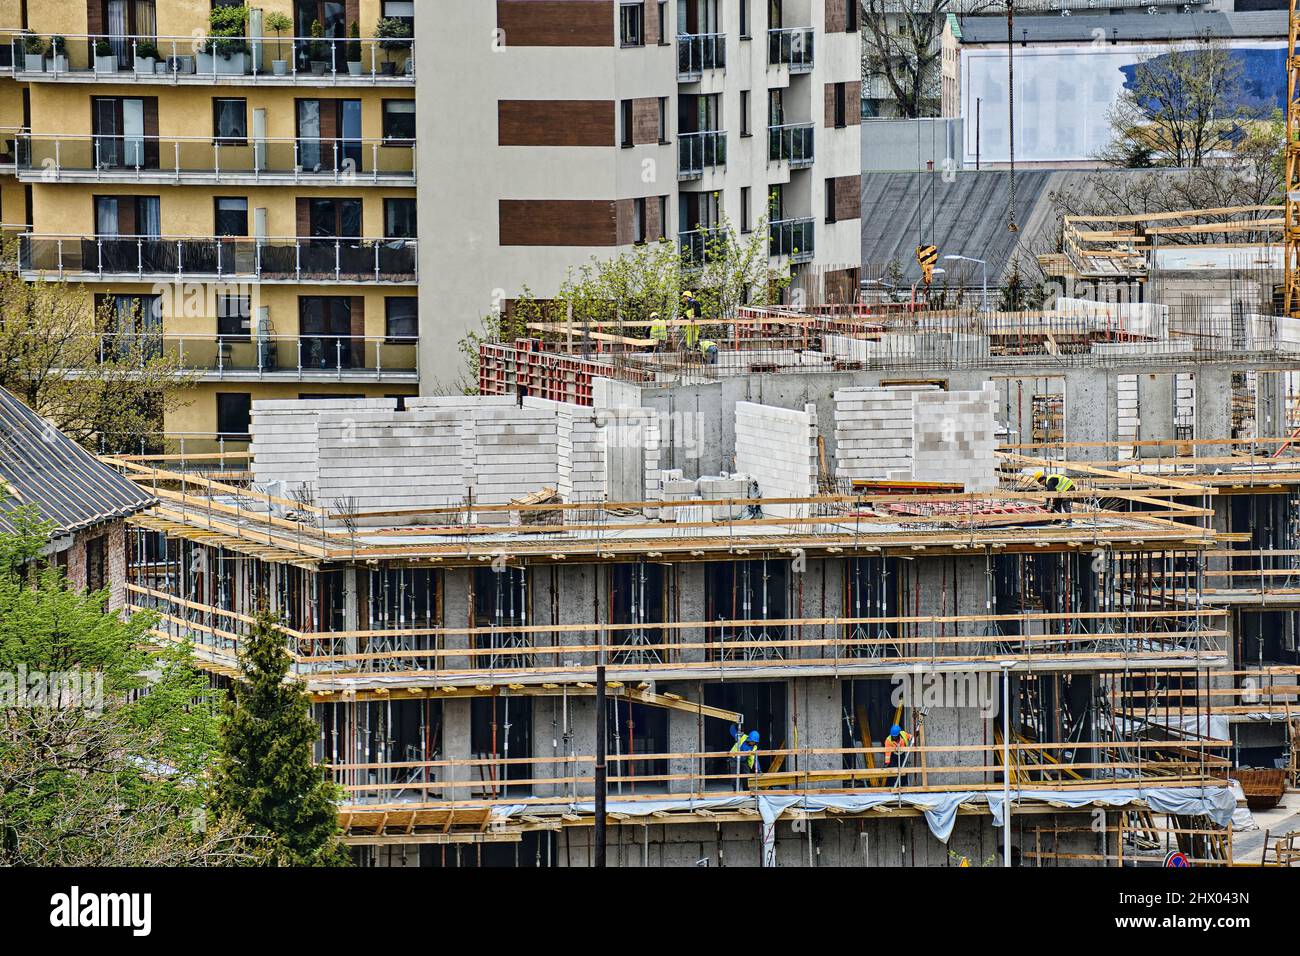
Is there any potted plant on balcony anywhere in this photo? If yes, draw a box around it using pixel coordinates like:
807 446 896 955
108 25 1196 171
346 21 362 75
375 17 411 76
133 39 159 75
307 20 330 75
45 35 68 72
264 11 292 76
198 4 249 75
93 39 118 74
22 33 44 72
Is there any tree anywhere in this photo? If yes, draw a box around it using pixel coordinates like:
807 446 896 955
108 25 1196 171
454 213 793 394
212 608 350 866
997 256 1046 312
0 241 199 453
1099 39 1251 169
0 511 257 865
860 1 993 118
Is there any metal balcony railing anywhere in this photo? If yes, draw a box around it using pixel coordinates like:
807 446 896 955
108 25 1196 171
678 130 726 178
768 123 814 166
770 217 815 262
18 234 418 283
16 133 415 183
7 30 414 82
676 32 725 78
93 332 417 378
767 27 814 71
678 226 727 263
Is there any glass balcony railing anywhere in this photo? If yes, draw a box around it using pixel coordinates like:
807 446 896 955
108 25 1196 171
6 30 414 81
769 217 814 262
16 134 415 182
676 32 725 78
768 123 814 166
767 27 814 71
678 130 726 178
678 226 727 264
18 235 418 283
92 332 417 378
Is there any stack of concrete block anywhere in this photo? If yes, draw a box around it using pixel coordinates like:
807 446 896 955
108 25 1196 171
250 398 398 496
462 405 559 512
315 407 465 521
833 385 938 482
658 474 698 523
910 384 999 491
734 402 819 518
697 474 751 519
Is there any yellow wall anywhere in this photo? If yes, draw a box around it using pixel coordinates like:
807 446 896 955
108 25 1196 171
30 181 413 237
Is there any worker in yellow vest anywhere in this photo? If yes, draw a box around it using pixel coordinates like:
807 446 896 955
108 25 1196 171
699 339 718 365
730 726 761 775
1032 469 1075 513
648 311 668 351
680 290 701 350
884 723 912 766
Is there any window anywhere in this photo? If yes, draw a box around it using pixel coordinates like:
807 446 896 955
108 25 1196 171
658 196 668 239
217 294 252 339
633 197 647 244
833 82 847 128
213 98 247 144
620 99 633 148
768 0 782 30
385 297 417 342
385 198 417 238
619 2 645 46
657 97 668 143
741 186 751 233
382 99 415 142
94 195 160 237
216 392 252 440
740 90 751 136
846 0 858 32
658 2 667 43
214 197 248 237
382 0 415 17
825 178 837 223
740 0 750 38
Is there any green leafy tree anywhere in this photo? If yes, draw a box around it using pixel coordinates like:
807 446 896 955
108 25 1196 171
213 608 350 866
0 510 256 865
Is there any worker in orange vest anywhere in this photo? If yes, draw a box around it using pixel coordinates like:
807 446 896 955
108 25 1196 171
884 723 912 766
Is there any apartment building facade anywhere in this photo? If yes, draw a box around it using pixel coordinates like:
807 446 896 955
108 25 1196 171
417 0 862 391
1 0 420 449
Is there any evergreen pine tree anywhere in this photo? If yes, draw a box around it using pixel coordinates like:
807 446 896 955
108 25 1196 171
213 608 350 866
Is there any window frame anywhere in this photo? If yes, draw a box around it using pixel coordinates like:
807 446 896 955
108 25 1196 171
381 98 416 143
384 296 418 343
212 97 248 146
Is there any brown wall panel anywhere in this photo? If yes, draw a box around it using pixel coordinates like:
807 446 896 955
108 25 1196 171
497 1 615 47
833 175 861 221
825 0 846 33
498 100 615 146
631 97 660 145
500 199 619 246
846 81 862 125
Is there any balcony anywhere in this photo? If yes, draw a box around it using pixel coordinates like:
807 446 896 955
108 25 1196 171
16 134 415 186
678 130 727 179
94 332 417 383
18 235 418 284
767 27 814 72
678 226 727 263
770 217 814 262
676 32 725 80
768 123 814 167
7 31 414 85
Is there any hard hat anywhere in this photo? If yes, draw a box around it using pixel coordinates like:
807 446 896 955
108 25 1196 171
649 311 659 319
890 723 902 737
748 730 760 743
1032 469 1045 481
681 290 693 300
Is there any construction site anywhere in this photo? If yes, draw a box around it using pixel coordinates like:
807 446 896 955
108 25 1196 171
109 202 1300 864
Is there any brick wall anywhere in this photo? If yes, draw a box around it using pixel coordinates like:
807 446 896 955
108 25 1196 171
734 402 819 517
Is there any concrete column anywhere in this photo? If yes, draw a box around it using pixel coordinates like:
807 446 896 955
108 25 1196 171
1063 368 1112 461
441 697 473 804
795 676 841 773
1135 372 1176 458
442 567 471 671
664 681 704 794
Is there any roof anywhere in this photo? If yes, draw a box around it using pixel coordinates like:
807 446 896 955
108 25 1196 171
859 167 1175 285
0 389 156 537
953 11 1288 45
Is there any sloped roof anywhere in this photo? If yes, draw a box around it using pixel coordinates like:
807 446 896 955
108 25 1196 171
0 389 156 537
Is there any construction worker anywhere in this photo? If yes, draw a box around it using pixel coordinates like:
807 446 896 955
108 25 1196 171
680 290 701 351
883 723 912 766
648 311 668 352
699 339 719 365
730 725 762 775
1032 469 1075 513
